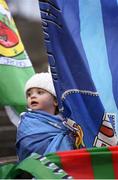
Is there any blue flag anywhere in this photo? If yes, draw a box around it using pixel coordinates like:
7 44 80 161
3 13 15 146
39 0 118 148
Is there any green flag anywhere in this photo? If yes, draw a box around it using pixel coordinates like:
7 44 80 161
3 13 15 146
0 0 35 114
1 146 118 179
0 154 72 179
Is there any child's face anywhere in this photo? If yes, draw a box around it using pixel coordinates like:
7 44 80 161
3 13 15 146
26 88 58 114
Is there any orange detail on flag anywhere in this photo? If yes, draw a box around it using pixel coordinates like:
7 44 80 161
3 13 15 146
0 21 19 47
100 125 114 137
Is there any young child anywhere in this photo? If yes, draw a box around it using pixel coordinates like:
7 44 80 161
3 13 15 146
16 72 75 161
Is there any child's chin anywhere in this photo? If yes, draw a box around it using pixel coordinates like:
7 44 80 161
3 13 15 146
30 106 39 110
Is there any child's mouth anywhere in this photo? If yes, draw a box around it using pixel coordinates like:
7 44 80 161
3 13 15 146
31 101 38 106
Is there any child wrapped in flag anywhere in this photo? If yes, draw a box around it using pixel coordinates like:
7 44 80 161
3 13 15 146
16 72 82 161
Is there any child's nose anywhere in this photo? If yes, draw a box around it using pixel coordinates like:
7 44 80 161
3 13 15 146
30 93 37 98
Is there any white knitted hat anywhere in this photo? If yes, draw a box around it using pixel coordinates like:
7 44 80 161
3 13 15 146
25 73 56 97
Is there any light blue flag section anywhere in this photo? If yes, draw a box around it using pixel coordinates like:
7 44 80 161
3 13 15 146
39 0 118 148
16 110 74 161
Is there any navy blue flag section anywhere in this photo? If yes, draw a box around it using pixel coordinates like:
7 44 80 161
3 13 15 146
39 0 118 148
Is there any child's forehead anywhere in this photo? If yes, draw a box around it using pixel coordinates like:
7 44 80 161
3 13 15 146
27 87 46 92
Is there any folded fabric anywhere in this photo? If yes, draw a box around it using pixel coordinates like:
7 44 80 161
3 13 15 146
16 110 75 161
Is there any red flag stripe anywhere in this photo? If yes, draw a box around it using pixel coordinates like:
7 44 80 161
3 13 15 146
57 149 94 179
108 146 118 179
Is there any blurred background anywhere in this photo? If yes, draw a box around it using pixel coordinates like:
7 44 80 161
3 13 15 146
0 0 48 160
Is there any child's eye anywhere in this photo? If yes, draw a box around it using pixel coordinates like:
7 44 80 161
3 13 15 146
38 91 44 95
27 92 31 97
